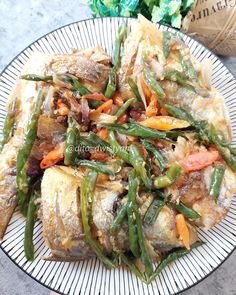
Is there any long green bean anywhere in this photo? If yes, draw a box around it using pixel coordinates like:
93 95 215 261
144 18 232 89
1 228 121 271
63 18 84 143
77 160 116 176
20 74 53 82
154 162 183 189
163 32 172 58
127 170 140 258
141 139 167 173
172 202 201 219
105 67 117 99
179 50 198 81
120 254 147 283
146 241 205 284
108 130 130 164
81 131 113 156
80 170 115 268
136 211 153 276
103 120 176 142
114 26 127 69
64 117 80 166
24 180 41 261
129 144 152 190
0 97 17 151
128 77 142 102
209 166 226 203
164 70 196 93
110 202 127 235
16 90 45 215
115 97 135 119
144 198 165 225
143 68 166 99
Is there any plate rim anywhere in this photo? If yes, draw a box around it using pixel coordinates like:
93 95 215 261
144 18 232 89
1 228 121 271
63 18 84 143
0 16 236 295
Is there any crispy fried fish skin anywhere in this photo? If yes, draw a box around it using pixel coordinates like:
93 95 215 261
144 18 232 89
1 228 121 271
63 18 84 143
0 53 51 239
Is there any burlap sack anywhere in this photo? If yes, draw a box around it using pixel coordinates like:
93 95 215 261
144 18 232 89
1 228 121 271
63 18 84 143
182 0 236 56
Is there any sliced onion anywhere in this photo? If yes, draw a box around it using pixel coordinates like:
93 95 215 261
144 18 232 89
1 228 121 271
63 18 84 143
116 132 127 146
90 112 117 124
81 97 90 125
150 59 164 80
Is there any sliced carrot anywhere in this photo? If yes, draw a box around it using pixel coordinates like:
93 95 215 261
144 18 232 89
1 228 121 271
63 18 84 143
56 99 70 116
117 113 128 123
104 104 113 114
97 128 108 140
160 107 168 116
178 150 220 173
40 144 64 169
97 173 109 183
90 99 113 116
83 93 108 101
146 93 158 117
113 91 124 107
176 214 190 249
140 75 152 101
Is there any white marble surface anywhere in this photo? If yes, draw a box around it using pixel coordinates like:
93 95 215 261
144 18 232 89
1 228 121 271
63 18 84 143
0 0 235 294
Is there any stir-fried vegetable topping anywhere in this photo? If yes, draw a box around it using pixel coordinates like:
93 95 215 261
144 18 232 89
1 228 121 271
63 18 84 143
16 90 45 215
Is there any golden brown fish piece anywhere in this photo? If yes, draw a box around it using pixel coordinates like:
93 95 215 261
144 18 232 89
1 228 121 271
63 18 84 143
49 47 110 93
40 166 93 259
0 53 51 239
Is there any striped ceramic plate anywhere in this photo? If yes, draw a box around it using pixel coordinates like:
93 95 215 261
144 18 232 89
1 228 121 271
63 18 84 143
0 17 236 295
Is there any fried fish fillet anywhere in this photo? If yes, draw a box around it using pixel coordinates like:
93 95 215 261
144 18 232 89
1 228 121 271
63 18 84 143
40 166 198 261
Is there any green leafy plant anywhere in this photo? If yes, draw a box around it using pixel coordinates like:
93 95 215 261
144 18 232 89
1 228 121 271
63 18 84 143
88 0 196 28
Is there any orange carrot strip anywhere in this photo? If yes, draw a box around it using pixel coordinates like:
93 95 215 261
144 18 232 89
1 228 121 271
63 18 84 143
113 91 124 107
146 93 158 117
140 75 152 101
40 144 64 169
97 128 108 140
83 93 108 101
176 214 190 249
160 107 168 116
178 150 220 173
90 99 113 116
